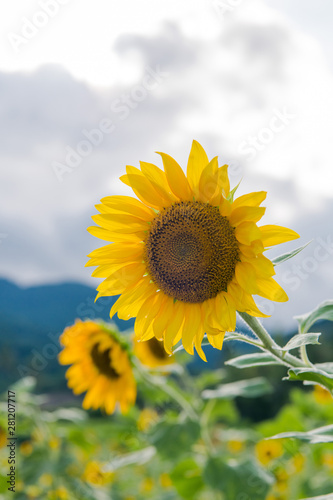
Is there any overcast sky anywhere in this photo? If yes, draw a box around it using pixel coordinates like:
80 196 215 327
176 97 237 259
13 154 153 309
0 0 332 329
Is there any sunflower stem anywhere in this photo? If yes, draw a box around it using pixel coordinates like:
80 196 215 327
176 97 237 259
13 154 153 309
300 344 313 367
134 361 199 421
237 312 308 369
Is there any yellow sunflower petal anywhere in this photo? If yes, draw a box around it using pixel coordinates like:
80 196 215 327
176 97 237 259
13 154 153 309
242 254 275 278
259 225 300 247
207 332 225 350
181 304 202 354
229 206 266 226
140 161 177 204
197 156 219 203
235 261 259 294
256 278 288 302
152 295 174 341
235 222 262 245
91 213 148 232
232 191 267 210
120 171 165 209
218 164 230 197
87 225 145 242
158 152 193 201
228 282 269 317
186 140 209 192
164 301 185 354
99 195 156 220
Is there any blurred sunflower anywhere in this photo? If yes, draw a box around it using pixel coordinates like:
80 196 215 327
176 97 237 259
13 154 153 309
58 320 136 414
134 337 173 368
87 140 299 360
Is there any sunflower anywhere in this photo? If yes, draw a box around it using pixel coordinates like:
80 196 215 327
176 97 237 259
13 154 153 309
58 320 136 414
134 337 174 368
87 140 299 361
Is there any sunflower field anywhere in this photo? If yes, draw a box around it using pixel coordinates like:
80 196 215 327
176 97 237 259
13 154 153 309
1 141 333 499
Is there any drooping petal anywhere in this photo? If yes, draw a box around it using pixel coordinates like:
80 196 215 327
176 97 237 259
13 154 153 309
235 261 259 294
256 278 288 302
227 282 269 317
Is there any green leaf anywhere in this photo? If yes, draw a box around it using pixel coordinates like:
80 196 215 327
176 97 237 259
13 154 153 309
226 352 280 368
227 179 242 203
272 241 312 266
202 377 272 400
285 367 333 391
268 424 333 444
149 419 201 458
295 300 333 334
279 332 321 351
103 446 156 471
170 458 204 500
203 457 273 499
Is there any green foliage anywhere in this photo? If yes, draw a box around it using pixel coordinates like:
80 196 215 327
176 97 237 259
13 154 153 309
170 458 205 499
203 457 273 499
202 377 273 400
226 352 280 368
149 419 201 459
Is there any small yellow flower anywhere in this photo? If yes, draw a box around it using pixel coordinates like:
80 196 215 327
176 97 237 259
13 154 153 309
59 320 136 414
140 477 154 493
255 439 284 466
134 337 174 368
48 436 60 450
322 452 333 470
0 426 6 448
39 473 53 487
227 439 245 453
20 441 33 456
16 480 24 492
290 453 305 473
26 485 42 498
160 472 172 488
48 486 69 500
87 140 299 360
82 461 114 486
275 468 289 493
313 384 333 404
137 408 159 431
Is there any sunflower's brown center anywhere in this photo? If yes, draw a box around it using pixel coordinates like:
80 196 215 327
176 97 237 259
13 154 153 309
144 201 239 303
91 344 120 379
147 337 168 359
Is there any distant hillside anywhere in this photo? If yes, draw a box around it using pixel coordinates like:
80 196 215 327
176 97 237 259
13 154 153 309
0 278 133 392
